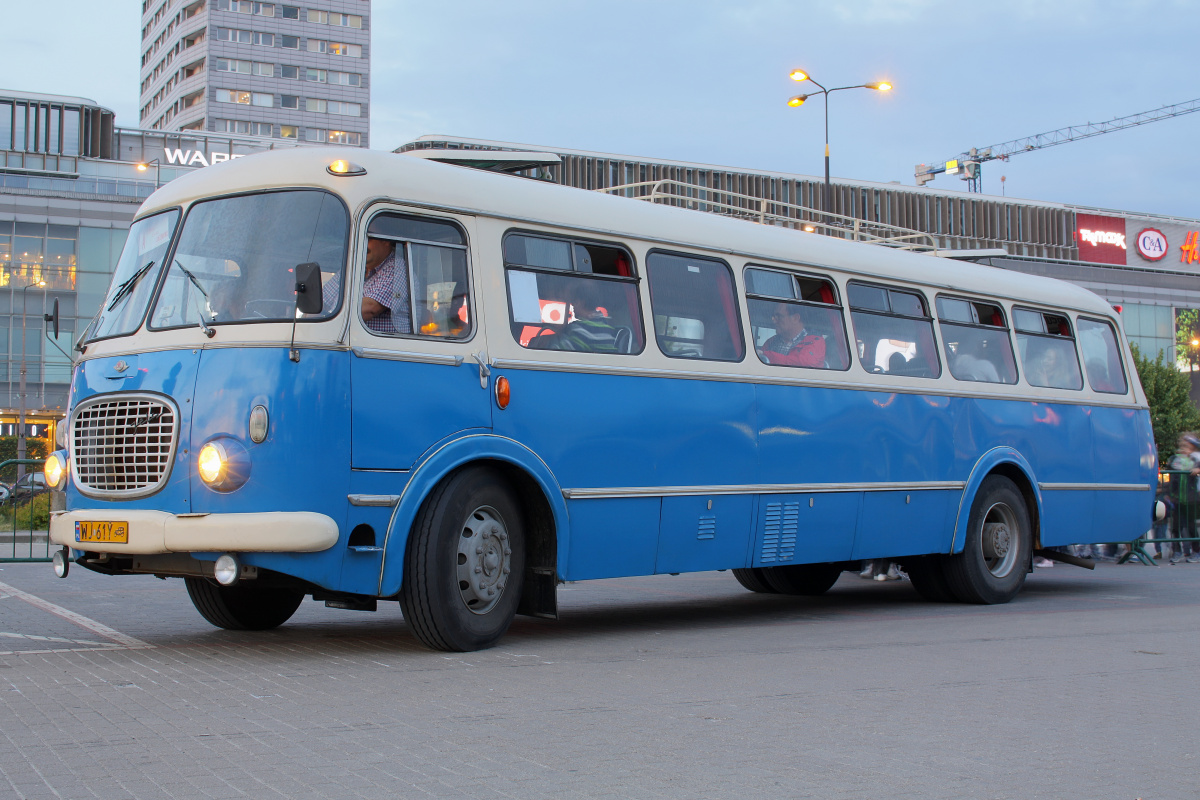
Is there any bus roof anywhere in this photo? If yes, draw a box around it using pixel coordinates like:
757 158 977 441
139 147 1116 319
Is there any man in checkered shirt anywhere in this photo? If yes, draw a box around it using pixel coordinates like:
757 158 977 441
360 237 411 334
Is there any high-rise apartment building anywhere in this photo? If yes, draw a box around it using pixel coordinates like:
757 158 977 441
139 0 370 147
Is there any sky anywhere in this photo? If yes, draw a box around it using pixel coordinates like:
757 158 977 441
6 0 1200 218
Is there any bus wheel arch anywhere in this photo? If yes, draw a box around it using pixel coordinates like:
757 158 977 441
399 463 528 651
943 473 1033 604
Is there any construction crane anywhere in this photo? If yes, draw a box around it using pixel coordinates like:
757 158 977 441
915 98 1200 192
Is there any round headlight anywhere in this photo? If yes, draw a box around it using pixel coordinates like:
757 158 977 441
197 441 227 485
45 451 68 490
197 438 251 492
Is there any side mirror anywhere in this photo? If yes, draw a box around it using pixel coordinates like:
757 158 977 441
43 298 59 338
294 262 323 315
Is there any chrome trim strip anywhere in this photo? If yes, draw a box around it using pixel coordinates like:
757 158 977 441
1038 482 1151 492
488 357 1144 410
348 494 402 507
562 480 966 500
351 347 464 367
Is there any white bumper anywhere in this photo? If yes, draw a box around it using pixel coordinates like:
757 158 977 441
50 510 339 554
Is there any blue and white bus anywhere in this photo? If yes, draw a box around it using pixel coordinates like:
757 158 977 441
46 148 1157 651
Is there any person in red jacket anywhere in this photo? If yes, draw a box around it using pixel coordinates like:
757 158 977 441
760 303 826 368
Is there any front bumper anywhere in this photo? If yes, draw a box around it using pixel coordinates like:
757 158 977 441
50 510 339 554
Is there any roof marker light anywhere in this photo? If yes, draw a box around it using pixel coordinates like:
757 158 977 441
327 159 366 176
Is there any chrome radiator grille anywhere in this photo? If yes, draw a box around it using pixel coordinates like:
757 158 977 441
71 395 178 497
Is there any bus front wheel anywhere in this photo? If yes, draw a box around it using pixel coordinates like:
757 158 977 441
944 475 1031 604
400 466 526 652
184 577 304 630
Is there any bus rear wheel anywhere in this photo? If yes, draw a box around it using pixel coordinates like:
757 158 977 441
184 577 304 630
761 563 843 596
944 475 1031 604
732 568 778 593
400 466 525 652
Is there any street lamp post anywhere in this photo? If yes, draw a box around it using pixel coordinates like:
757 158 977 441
136 157 162 189
17 280 47 482
787 69 891 223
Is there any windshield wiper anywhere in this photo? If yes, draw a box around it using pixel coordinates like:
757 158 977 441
106 260 155 311
173 260 215 338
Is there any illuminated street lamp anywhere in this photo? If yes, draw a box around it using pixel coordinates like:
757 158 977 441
136 157 162 189
787 69 892 223
17 280 47 481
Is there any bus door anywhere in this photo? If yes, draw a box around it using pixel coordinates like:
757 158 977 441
349 210 491 472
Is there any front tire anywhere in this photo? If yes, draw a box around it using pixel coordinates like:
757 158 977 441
944 475 1031 604
400 466 526 652
185 578 304 630
904 556 958 602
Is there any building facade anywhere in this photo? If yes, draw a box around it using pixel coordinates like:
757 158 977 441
0 89 320 439
139 0 370 147
400 135 1200 366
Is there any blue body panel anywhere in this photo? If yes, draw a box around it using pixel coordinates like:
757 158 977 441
67 347 1156 596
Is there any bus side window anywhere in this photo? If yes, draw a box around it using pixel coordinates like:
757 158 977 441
363 212 472 339
646 251 744 362
503 232 643 355
847 282 941 378
1077 316 1128 394
936 295 1018 384
744 266 849 371
1013 308 1084 390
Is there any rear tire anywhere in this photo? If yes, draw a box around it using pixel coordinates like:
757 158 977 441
400 466 525 652
184 578 304 631
761 563 843 596
944 475 1032 604
732 568 778 594
904 556 958 602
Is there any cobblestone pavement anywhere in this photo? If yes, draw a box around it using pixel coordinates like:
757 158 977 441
1 561 1198 799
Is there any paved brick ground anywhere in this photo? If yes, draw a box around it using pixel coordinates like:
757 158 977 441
0 561 1198 799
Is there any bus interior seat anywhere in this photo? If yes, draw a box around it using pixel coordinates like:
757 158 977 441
614 327 632 354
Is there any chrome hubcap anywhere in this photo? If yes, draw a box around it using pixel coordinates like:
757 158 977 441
456 505 512 615
980 502 1019 578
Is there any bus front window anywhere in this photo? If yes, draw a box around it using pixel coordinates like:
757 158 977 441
149 190 348 330
87 209 180 343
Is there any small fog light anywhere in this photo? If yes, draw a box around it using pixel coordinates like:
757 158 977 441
52 548 70 579
214 553 240 586
249 405 269 443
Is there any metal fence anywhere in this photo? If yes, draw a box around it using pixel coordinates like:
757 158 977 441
1120 469 1200 565
0 458 52 563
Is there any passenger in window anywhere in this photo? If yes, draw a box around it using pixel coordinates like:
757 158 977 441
361 237 411 334
953 339 1001 383
1026 343 1074 388
760 303 825 368
546 281 624 353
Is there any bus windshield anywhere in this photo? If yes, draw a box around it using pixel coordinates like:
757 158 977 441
149 189 348 330
87 209 180 342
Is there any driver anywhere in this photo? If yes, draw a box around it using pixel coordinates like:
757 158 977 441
361 237 411 334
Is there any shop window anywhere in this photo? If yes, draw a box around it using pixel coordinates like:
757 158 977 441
848 282 941 378
744 266 848 371
936 296 1018 384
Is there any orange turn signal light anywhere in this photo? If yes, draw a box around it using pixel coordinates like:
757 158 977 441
495 376 511 409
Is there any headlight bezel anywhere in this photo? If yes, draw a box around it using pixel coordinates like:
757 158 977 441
197 438 251 492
